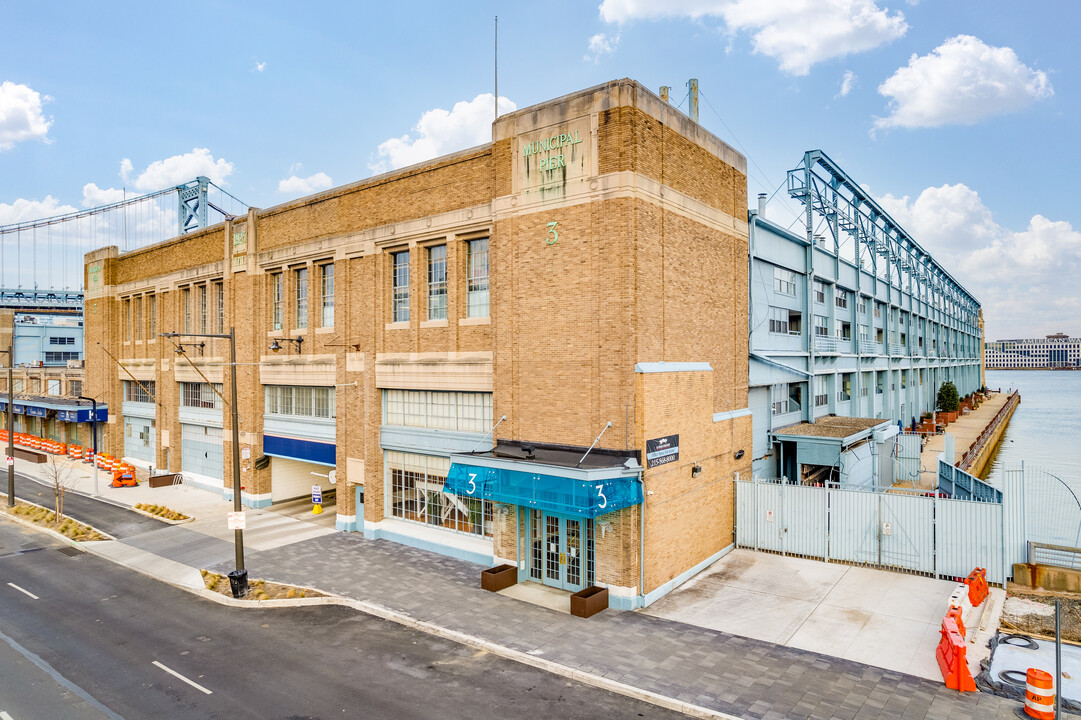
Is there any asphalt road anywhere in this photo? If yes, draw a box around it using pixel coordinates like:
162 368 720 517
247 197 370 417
0 518 685 719
8 470 165 538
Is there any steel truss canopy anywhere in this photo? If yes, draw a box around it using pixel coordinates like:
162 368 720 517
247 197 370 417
787 150 980 332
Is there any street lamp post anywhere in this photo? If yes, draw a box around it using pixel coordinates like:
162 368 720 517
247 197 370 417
3 348 13 507
77 395 99 496
161 328 245 585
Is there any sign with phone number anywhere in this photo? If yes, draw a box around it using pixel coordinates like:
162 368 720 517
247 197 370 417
645 435 679 468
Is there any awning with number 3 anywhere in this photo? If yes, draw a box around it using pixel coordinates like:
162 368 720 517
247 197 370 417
445 459 643 519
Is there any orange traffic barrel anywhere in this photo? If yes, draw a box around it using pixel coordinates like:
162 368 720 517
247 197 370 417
1025 667 1055 719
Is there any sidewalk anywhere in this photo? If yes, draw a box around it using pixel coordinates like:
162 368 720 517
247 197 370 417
7 455 1023 720
916 393 1010 489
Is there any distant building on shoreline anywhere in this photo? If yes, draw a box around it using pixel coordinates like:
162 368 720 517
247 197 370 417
985 333 1081 369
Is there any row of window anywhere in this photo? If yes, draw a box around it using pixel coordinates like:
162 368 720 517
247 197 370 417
4 378 81 397
265 385 335 419
774 370 926 416
48 336 76 345
383 389 493 433
770 306 969 353
270 263 334 331
44 351 81 363
122 293 160 342
775 266 975 327
392 238 489 323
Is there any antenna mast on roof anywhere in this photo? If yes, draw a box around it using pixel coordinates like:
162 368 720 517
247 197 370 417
494 16 499 122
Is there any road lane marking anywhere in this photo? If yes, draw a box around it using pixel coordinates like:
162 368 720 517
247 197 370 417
6 583 38 600
152 660 212 695
2 710 15 720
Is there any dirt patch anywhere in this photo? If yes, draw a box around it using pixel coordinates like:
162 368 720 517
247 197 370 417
1002 583 1081 642
1 500 108 542
201 570 326 601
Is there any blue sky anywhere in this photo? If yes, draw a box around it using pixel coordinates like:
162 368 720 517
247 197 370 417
0 0 1076 339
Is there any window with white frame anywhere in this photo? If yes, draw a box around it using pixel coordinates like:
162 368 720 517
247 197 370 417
181 382 223 410
835 319 851 340
46 379 61 396
69 380 82 397
813 280 826 304
386 450 492 537
860 325 870 343
788 383 802 413
265 385 335 419
383 390 492 433
837 373 852 402
215 282 224 333
814 376 828 407
271 273 283 330
874 303 882 319
771 384 788 415
392 251 410 322
467 238 489 318
295 267 308 329
320 264 334 327
134 297 142 340
814 315 829 337
149 294 156 337
427 246 447 321
773 267 796 296
858 297 868 315
199 284 208 333
125 299 132 342
835 291 848 309
768 307 788 335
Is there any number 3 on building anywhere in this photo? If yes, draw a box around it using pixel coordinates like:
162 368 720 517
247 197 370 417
467 473 477 494
595 484 607 509
545 221 558 245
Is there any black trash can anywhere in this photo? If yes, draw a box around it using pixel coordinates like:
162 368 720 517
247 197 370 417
228 569 249 598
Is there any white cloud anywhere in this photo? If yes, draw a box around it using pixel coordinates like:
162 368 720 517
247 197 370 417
278 172 333 195
0 195 76 224
81 183 131 207
836 70 857 98
370 93 517 174
584 32 620 62
120 148 235 192
253 60 267 73
598 0 907 75
874 35 1052 132
0 81 53 151
876 183 1081 339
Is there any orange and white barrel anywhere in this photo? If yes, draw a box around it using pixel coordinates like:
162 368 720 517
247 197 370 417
1025 667 1055 719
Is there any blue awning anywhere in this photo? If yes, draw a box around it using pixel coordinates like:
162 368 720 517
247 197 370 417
445 461 643 519
0 398 107 423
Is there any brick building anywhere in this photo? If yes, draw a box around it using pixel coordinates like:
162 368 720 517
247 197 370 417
84 79 751 609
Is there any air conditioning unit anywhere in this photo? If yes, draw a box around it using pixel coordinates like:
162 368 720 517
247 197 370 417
67 359 84 369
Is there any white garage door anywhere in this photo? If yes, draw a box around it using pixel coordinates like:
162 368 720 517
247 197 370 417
271 456 326 502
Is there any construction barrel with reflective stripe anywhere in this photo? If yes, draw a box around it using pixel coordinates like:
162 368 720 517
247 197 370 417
1025 667 1054 719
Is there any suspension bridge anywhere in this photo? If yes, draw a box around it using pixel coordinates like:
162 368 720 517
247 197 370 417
0 178 248 294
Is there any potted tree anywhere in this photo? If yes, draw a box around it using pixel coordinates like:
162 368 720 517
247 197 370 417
936 381 960 424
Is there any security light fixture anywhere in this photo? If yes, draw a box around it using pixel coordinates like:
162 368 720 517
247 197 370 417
691 464 703 478
734 449 745 460
268 337 303 353
174 341 205 356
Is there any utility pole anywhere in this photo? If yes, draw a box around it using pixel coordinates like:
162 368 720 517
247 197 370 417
4 347 13 507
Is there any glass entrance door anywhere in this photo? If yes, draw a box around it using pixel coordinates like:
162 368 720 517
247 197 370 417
527 510 590 592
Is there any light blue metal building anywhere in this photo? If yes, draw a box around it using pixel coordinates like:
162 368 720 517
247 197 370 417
12 313 84 367
747 151 982 482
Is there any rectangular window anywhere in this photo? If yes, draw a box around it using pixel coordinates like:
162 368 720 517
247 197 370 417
773 267 796 296
199 284 208 333
874 303 882 319
858 297 868 315
13 379 24 393
123 380 156 404
149 294 156 337
69 380 82 397
382 389 492 432
386 450 491 537
44 351 80 363
835 320 851 340
216 282 224 333
901 370 908 389
788 384 802 413
837 373 852 402
814 315 829 337
125 299 132 342
835 292 848 309
295 267 308 329
183 288 192 333
392 251 410 322
264 386 335 419
814 376 828 407
860 325 870 343
771 384 788 415
813 281 825 304
876 327 884 343
467 238 490 318
320 264 334 328
181 382 223 410
768 307 788 335
134 297 143 340
427 246 447 321
46 379 61 396
271 273 283 330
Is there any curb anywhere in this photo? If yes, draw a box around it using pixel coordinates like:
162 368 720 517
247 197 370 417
0 498 117 543
2 494 742 719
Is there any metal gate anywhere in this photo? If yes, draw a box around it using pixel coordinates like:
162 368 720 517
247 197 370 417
893 433 922 487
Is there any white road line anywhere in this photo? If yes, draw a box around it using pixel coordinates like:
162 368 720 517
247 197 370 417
6 583 38 600
2 710 16 720
152 660 212 695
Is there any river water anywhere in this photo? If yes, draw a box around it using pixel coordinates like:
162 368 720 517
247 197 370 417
984 369 1081 483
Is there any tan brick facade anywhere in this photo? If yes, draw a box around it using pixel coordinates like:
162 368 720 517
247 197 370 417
84 79 751 608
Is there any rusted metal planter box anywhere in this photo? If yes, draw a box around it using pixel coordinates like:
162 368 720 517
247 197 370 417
570 585 609 618
481 564 518 592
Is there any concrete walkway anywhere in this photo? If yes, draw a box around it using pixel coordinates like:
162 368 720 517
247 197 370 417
4 454 1025 720
915 392 1011 490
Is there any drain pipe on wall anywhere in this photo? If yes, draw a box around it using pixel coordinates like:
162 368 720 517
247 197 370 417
639 477 646 608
